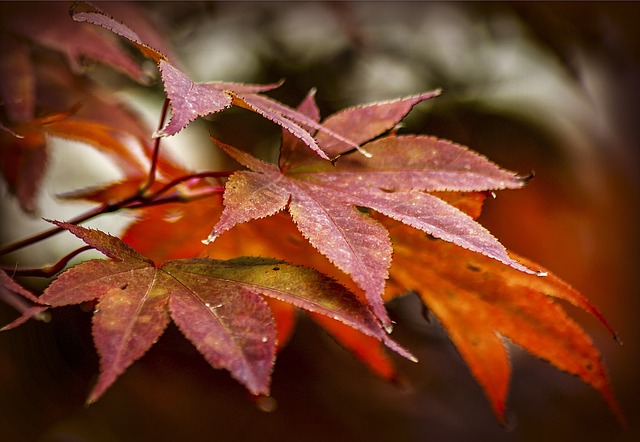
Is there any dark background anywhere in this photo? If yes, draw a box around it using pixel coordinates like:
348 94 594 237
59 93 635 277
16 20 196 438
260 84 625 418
1 2 639 441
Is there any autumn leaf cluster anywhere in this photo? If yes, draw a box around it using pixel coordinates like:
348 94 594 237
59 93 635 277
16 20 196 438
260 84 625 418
0 2 623 424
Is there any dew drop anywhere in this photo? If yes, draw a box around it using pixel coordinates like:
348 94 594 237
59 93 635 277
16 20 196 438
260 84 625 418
204 302 211 308
357 146 373 158
261 336 268 343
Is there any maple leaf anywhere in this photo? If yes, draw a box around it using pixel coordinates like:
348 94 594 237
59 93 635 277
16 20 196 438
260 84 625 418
383 217 623 423
69 1 169 65
68 2 398 161
38 221 412 403
0 1 181 212
204 91 533 329
121 193 401 380
0 2 150 84
154 60 282 138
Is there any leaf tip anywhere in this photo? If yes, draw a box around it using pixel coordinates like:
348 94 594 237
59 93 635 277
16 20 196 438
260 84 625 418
85 383 106 406
253 394 278 413
0 123 24 138
613 333 623 346
201 231 219 245
387 338 417 363
517 170 536 185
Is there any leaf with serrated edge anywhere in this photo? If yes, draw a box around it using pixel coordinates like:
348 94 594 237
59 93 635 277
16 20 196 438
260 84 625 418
384 218 623 423
40 222 168 403
89 273 173 403
164 265 276 395
70 1 167 64
163 258 414 361
155 60 283 137
68 4 366 160
207 145 394 328
298 135 527 192
314 90 441 158
208 135 533 329
156 60 231 137
122 201 402 378
39 223 411 402
278 88 321 172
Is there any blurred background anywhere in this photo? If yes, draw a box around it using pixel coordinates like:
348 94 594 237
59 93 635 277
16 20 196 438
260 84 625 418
1 2 639 441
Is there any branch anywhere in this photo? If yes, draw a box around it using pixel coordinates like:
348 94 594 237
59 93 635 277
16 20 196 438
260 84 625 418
0 101 228 257
0 203 118 256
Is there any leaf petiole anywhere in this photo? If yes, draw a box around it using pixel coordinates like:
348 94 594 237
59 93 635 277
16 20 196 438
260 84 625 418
0 245 93 277
138 98 170 195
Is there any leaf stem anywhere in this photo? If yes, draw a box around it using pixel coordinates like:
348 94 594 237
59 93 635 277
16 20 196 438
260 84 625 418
144 171 231 200
127 187 223 208
138 97 170 195
0 175 225 256
0 101 230 257
0 246 93 277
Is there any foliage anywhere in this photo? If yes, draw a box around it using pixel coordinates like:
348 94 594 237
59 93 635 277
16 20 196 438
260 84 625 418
0 1 623 425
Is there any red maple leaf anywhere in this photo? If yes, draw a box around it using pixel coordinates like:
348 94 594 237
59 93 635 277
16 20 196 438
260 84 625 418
121 195 402 383
38 221 412 403
205 91 533 329
0 2 180 212
69 2 402 161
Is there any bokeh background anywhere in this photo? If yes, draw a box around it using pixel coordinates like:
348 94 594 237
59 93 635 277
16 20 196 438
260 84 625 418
1 2 639 441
